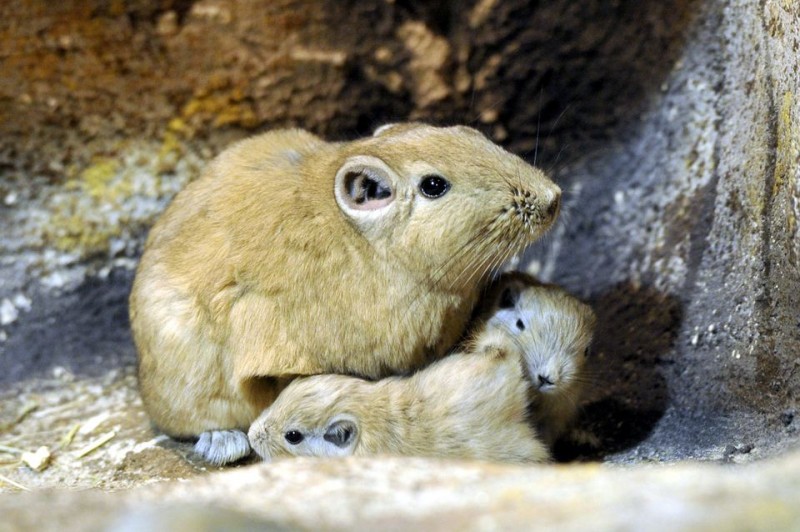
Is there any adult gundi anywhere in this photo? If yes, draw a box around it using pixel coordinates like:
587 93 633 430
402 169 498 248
129 123 561 464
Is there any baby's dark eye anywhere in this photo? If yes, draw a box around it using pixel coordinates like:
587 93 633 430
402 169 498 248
516 319 525 331
419 175 451 199
284 430 304 445
583 347 590 357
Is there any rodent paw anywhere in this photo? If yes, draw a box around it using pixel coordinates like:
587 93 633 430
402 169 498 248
194 429 251 465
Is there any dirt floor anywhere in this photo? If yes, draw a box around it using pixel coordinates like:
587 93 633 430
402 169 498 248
2 372 800 532
0 368 259 494
2 363 784 495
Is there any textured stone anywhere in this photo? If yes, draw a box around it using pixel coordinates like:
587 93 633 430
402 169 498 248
531 0 800 462
2 454 800 531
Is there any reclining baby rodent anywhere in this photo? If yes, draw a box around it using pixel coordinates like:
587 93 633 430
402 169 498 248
247 273 596 463
129 123 562 464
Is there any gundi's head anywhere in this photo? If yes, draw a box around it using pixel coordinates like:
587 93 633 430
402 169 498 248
247 375 363 461
477 272 596 403
331 123 561 289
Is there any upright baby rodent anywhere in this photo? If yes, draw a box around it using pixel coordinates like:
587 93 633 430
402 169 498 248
247 335 550 463
470 272 596 446
129 123 561 464
247 274 594 462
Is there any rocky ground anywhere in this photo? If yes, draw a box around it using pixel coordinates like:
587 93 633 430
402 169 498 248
2 365 800 532
0 368 218 494
1 358 796 497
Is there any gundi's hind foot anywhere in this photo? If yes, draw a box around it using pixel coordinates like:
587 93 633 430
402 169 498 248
194 429 251 465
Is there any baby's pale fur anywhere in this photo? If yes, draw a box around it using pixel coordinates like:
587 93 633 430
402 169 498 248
248 335 549 463
247 275 595 462
129 124 560 461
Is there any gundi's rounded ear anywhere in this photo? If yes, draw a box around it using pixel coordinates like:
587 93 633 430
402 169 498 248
323 416 358 449
498 283 521 309
334 156 396 214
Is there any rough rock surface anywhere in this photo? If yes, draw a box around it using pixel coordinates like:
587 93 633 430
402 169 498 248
2 453 800 531
0 369 212 493
0 0 799 527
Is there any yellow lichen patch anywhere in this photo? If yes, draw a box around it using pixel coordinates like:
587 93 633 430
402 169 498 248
46 211 119 256
773 91 798 198
157 131 186 174
40 136 203 259
213 103 258 129
179 81 260 133
79 158 121 200
44 156 129 255
83 160 134 205
167 117 189 135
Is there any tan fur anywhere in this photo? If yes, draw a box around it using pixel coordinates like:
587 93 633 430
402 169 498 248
248 341 550 463
246 275 594 463
130 124 560 437
470 272 597 446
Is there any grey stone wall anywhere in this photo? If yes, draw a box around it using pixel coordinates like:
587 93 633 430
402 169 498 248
529 0 800 460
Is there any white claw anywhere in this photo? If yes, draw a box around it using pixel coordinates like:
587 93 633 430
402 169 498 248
194 430 251 465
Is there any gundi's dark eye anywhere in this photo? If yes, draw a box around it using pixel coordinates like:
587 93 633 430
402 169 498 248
516 319 525 331
284 430 304 445
419 174 450 199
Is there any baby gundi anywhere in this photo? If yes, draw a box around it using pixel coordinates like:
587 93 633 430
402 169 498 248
247 274 595 463
129 123 561 465
470 272 596 447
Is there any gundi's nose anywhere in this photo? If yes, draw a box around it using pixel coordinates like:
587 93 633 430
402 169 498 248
537 374 554 388
546 187 561 219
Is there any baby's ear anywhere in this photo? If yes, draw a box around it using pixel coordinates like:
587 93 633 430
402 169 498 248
323 416 358 451
498 283 521 309
334 156 396 214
